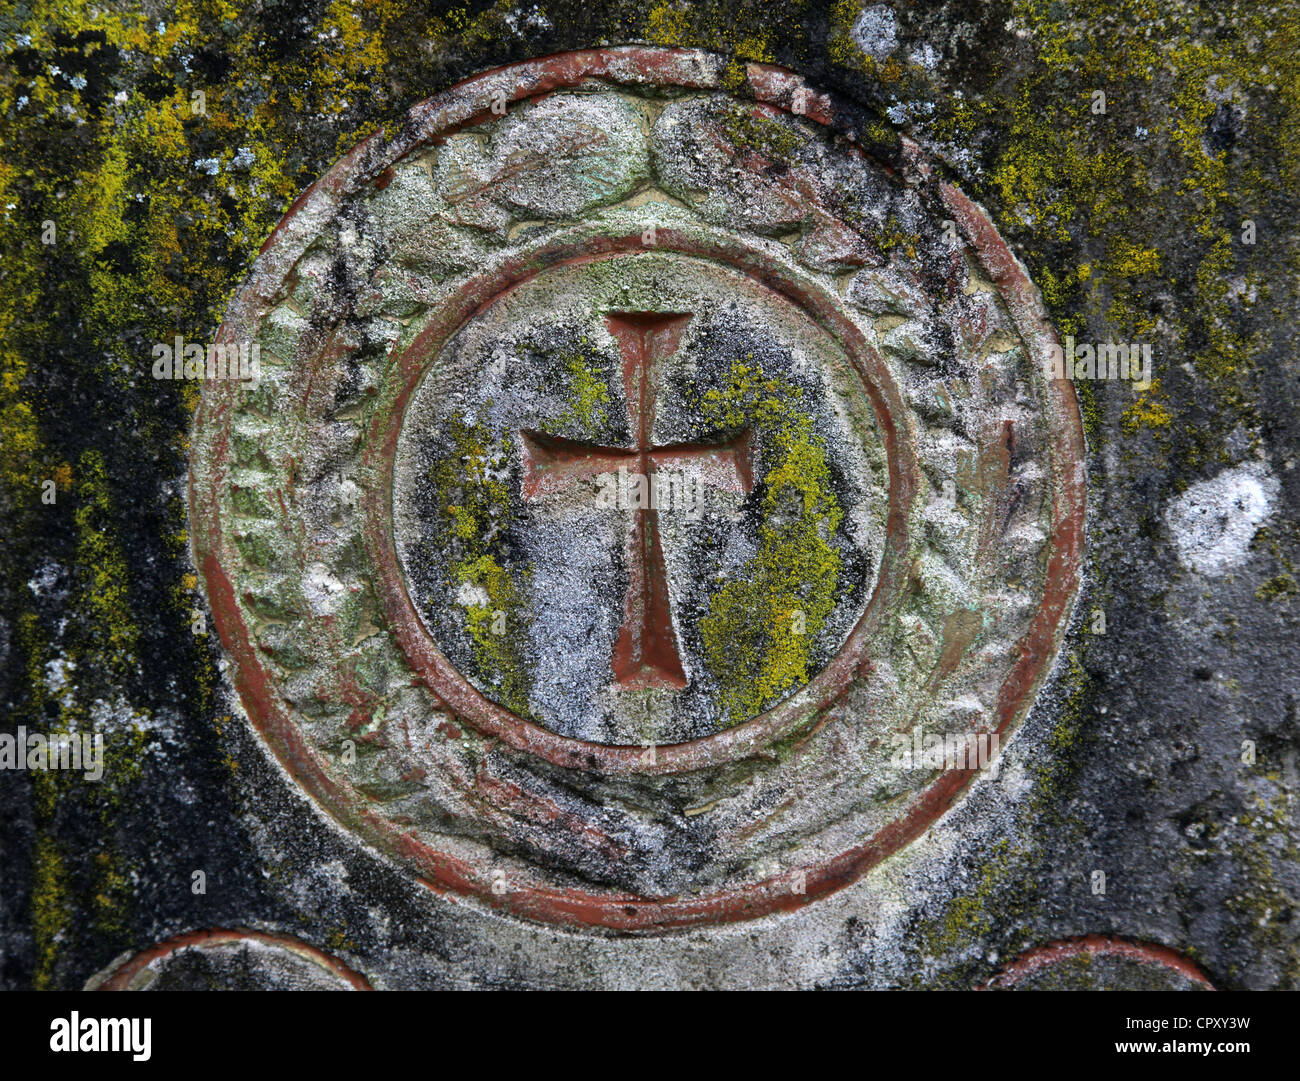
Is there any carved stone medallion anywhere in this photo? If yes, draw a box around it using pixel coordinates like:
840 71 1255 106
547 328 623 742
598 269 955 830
190 48 1085 931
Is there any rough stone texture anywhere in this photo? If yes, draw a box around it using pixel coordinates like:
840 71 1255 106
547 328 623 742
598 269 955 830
1 0 1297 990
186 52 1082 932
87 929 373 990
981 936 1215 991
393 255 884 744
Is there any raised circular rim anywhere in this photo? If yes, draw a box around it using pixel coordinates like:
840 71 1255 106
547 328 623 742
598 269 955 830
89 929 373 991
190 46 1086 931
980 935 1215 990
362 227 917 775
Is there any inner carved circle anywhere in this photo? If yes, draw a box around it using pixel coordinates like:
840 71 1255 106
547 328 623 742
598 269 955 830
191 47 1084 928
391 251 888 746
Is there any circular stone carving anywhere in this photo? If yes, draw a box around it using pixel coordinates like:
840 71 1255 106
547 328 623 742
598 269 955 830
982 937 1214 991
388 250 892 748
88 930 372 991
190 47 1085 931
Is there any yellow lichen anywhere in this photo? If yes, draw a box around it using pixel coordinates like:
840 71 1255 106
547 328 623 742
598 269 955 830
544 347 611 433
431 415 534 718
695 359 843 726
1121 380 1173 435
32 834 69 991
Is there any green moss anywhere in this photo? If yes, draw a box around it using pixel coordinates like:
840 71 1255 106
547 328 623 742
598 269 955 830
17 611 69 990
1074 378 1103 444
1120 380 1173 436
430 414 534 718
911 649 1092 985
234 531 276 568
720 103 804 164
692 359 842 726
434 415 513 545
72 450 139 680
230 485 272 517
923 839 1013 955
459 553 533 716
231 432 270 469
825 0 917 89
325 926 358 954
543 346 611 433
960 0 1300 466
1224 790 1300 986
643 1 776 77
31 834 70 991
1039 652 1089 782
876 212 922 260
1250 527 1299 607
1255 574 1298 603
14 444 153 984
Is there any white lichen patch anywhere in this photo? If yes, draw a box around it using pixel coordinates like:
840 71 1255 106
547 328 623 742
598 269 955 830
1165 462 1278 576
454 581 491 609
851 4 899 60
303 563 347 616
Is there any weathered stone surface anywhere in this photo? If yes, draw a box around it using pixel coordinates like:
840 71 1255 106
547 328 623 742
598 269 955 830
984 936 1214 991
392 256 884 744
2 1 1297 991
87 929 371 991
187 50 1082 932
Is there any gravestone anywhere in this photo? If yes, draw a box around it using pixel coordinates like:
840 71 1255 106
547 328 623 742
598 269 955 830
189 48 1082 932
6 2 1295 993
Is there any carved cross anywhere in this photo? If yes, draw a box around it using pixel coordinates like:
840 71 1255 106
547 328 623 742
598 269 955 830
521 312 753 690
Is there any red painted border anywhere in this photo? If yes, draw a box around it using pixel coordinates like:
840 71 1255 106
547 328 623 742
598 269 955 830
92 929 373 991
982 935 1215 990
190 47 1087 931
362 228 918 775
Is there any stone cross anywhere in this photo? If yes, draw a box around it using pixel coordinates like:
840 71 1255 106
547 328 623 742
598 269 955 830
521 312 753 690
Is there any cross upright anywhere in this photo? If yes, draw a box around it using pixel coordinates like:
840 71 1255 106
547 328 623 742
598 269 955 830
521 312 753 691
